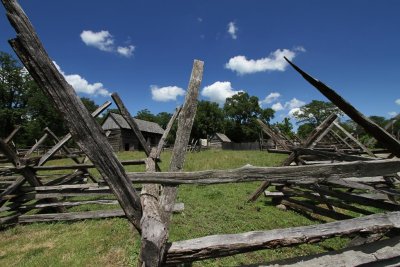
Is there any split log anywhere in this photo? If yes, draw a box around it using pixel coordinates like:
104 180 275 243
248 114 338 202
294 147 375 162
18 204 185 223
125 159 400 185
23 132 48 158
4 125 21 144
333 122 376 158
280 198 353 220
3 0 142 230
152 60 203 266
257 236 400 267
165 211 400 264
155 106 182 158
285 57 400 157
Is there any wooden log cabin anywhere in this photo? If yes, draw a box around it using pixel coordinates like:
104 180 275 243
102 113 164 151
208 133 231 149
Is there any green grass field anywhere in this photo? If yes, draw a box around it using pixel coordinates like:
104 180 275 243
0 150 350 266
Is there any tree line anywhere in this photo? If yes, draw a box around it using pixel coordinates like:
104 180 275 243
1 51 398 148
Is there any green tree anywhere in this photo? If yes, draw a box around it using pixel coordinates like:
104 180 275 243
192 100 224 139
155 112 172 129
223 92 274 142
297 123 314 140
135 108 157 122
293 100 343 126
0 51 28 139
81 97 99 114
274 117 295 139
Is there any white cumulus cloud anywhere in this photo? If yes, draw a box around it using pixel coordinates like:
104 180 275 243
80 30 114 52
260 92 281 105
117 45 135 57
151 85 185 102
201 81 242 104
288 107 302 117
53 62 110 96
227 22 238 40
285 98 305 110
80 30 135 58
225 48 304 75
271 102 284 111
395 99 400 105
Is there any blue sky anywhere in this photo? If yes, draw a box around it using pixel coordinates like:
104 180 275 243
1 0 399 123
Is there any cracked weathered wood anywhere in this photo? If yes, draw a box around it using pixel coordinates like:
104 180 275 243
155 106 182 158
124 159 400 185
160 60 203 224
3 0 142 230
285 57 400 158
248 114 338 202
152 60 203 266
165 211 400 264
138 155 166 266
260 236 400 267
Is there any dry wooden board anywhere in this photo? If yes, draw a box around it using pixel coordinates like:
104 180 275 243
166 211 400 264
125 159 400 185
261 236 400 267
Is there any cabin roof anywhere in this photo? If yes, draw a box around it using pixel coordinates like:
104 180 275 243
214 133 231 142
102 113 164 135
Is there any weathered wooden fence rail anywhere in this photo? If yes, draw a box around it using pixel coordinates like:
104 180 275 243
1 0 400 266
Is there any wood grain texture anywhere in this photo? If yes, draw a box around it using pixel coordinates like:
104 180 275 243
155 106 182 158
165 211 400 264
125 159 400 185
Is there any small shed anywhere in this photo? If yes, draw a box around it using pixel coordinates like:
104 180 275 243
208 133 231 149
102 112 164 151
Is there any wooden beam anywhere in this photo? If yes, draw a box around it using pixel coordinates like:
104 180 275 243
23 132 48 158
154 60 203 266
155 106 182 158
248 114 338 202
0 139 66 213
125 159 400 185
285 57 400 157
4 125 21 144
3 0 142 230
112 93 151 157
333 121 376 157
257 236 400 267
165 211 400 264
293 148 375 162
330 130 354 149
257 119 290 150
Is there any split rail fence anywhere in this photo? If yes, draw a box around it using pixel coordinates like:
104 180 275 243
1 0 400 266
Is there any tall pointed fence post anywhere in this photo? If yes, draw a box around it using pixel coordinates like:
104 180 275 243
2 0 143 231
284 57 400 158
